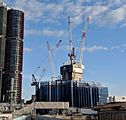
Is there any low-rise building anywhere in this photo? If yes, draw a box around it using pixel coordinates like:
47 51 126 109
39 80 108 108
109 96 126 103
93 102 126 120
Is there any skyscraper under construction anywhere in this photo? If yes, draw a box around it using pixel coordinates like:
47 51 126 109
35 16 108 109
0 2 24 103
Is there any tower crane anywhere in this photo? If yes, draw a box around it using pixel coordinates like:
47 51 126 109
68 16 76 64
68 16 73 52
31 40 62 101
47 41 56 78
60 16 90 81
79 16 90 64
31 74 39 101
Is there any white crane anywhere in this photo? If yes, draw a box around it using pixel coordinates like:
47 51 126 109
67 16 90 81
47 41 56 78
68 16 73 52
31 40 62 99
67 16 76 64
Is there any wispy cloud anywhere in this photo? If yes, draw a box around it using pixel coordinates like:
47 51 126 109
96 5 126 27
25 28 66 38
85 44 126 53
12 0 64 22
7 0 126 37
24 47 32 52
85 45 109 52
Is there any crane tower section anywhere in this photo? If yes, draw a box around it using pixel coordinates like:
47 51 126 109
60 61 84 81
60 16 89 81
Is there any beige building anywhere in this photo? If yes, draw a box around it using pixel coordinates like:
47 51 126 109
109 96 126 103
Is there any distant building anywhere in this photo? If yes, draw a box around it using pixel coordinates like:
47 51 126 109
38 80 108 108
0 2 24 103
93 102 126 120
109 96 126 103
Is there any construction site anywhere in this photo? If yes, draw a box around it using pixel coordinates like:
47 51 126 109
0 2 109 120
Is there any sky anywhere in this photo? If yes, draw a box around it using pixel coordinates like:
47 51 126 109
2 0 126 100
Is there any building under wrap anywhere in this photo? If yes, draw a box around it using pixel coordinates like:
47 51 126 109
38 80 108 108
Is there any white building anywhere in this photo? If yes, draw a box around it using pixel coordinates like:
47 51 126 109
109 96 126 102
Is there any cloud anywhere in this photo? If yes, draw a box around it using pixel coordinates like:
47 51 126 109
12 0 44 21
85 44 126 53
60 43 126 53
6 0 126 31
25 28 66 38
12 0 64 22
62 0 126 28
107 0 126 8
85 45 109 52
96 5 126 27
24 48 32 52
84 5 108 17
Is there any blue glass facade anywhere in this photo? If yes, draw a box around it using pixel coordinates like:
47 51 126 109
38 80 108 108
98 87 108 105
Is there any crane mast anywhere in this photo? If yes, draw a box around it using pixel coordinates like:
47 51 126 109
61 16 86 81
79 31 86 64
68 16 73 52
47 41 56 78
79 17 90 64
61 16 90 81
68 16 76 64
31 40 62 95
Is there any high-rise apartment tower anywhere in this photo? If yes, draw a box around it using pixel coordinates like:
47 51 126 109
0 3 7 102
0 2 24 103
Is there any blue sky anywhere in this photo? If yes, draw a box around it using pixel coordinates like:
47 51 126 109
3 0 126 100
